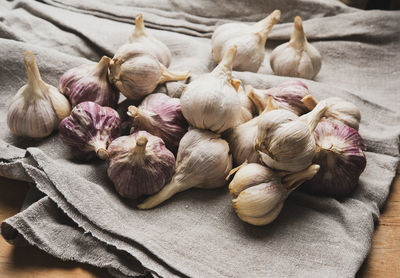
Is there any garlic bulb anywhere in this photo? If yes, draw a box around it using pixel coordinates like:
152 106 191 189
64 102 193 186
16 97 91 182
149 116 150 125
181 45 241 133
127 93 188 153
255 101 327 172
212 10 281 72
233 164 320 226
246 80 310 116
7 51 71 139
109 43 190 101
59 56 119 108
107 131 175 199
270 16 322 79
226 97 277 166
302 121 366 197
128 14 171 67
138 129 232 209
59 101 121 161
302 94 361 130
230 79 256 124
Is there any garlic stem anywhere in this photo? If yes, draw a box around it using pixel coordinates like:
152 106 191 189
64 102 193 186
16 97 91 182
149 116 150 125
127 105 139 118
133 136 148 154
255 10 281 38
290 16 307 49
24 51 46 97
282 164 320 191
158 64 191 83
300 101 327 132
230 78 241 92
301 94 318 111
91 139 109 160
246 86 265 114
96 148 109 160
213 45 237 77
131 13 146 38
137 178 191 209
91 56 111 79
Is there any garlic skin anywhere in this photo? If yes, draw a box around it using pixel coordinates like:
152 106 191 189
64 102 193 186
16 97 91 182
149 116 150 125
212 10 281 72
246 80 310 116
302 121 366 197
181 45 241 133
59 101 121 161
127 93 188 153
255 102 327 172
230 79 256 124
109 43 190 101
302 94 361 130
233 164 320 226
270 16 322 79
128 14 171 67
59 56 119 108
107 131 175 199
7 51 71 139
138 129 232 209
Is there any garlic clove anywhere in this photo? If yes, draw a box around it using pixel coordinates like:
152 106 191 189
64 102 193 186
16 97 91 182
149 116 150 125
212 10 281 72
7 51 71 139
228 163 278 197
128 14 172 67
270 16 322 79
107 131 175 199
138 129 232 209
59 56 119 108
236 202 284 226
302 94 361 130
180 45 241 133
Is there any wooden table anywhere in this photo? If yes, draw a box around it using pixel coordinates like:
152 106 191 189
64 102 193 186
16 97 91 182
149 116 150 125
1 168 399 277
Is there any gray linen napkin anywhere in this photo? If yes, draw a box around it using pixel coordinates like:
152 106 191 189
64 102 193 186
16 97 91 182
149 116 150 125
0 0 399 277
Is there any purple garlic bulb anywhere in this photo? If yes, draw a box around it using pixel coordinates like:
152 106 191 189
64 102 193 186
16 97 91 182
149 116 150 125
59 56 119 108
59 101 121 161
246 80 310 115
127 93 188 153
107 131 175 199
302 120 366 197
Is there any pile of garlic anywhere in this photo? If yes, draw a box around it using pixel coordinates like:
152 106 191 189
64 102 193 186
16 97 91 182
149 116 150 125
7 13 366 227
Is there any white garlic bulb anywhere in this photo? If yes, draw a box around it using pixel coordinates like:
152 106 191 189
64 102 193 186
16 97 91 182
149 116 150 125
180 45 241 133
255 102 327 172
230 79 256 124
226 97 277 166
270 16 322 79
138 128 232 209
109 43 190 101
128 14 171 67
212 10 281 72
233 164 320 226
7 51 71 138
302 94 361 130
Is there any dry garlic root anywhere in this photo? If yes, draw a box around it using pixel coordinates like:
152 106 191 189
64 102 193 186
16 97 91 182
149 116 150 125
270 16 322 79
212 10 281 72
7 51 71 139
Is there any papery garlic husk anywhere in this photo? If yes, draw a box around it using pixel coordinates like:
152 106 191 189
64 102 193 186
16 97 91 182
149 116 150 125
127 93 188 153
233 164 320 226
302 94 361 130
138 128 232 209
59 101 121 161
7 51 71 139
301 120 366 197
255 101 327 172
226 97 277 166
59 56 119 108
246 80 310 116
212 10 281 72
109 43 190 101
270 16 322 79
181 45 241 133
230 79 256 124
107 131 175 199
128 14 172 67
